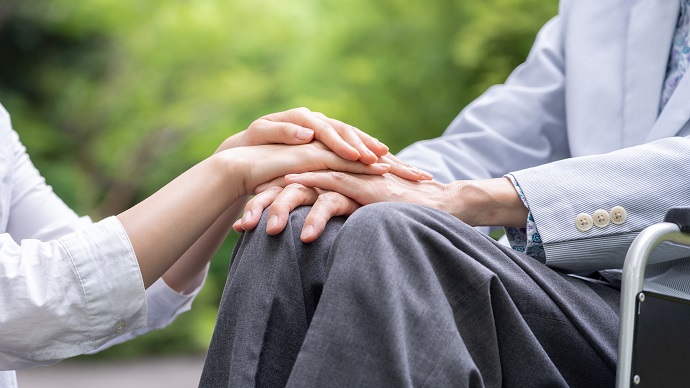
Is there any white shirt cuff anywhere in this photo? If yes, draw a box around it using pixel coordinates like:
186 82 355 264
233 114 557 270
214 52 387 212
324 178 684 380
59 216 147 348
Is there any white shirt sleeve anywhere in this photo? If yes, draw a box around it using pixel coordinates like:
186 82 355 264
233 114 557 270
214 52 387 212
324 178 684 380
0 105 206 370
88 270 207 353
0 217 148 371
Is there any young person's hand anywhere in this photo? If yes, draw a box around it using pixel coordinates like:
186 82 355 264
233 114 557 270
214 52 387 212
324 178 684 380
217 107 388 164
217 108 432 182
218 141 391 198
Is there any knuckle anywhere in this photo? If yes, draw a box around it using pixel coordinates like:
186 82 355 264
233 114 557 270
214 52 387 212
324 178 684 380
307 212 330 226
317 193 342 212
295 107 311 115
247 119 258 130
331 172 347 182
320 192 341 205
268 202 290 215
249 118 264 128
244 124 261 141
278 123 294 137
286 183 306 191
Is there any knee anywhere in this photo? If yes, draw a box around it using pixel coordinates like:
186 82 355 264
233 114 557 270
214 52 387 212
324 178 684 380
232 206 313 266
332 202 476 266
346 202 417 228
343 202 448 237
326 203 444 291
331 203 434 267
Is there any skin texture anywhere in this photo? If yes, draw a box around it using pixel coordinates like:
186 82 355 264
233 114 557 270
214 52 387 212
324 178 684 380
236 171 527 243
116 108 430 291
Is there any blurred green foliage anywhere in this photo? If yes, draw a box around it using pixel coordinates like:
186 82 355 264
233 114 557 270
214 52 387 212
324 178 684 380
0 0 557 359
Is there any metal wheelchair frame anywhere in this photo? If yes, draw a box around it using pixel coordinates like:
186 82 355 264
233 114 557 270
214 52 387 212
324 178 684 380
616 208 690 387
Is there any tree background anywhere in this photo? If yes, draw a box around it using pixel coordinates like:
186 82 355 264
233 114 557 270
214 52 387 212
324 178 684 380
0 0 558 359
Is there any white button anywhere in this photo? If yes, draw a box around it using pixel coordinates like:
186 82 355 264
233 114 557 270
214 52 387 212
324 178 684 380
114 320 127 334
592 209 610 228
610 206 627 225
576 213 593 232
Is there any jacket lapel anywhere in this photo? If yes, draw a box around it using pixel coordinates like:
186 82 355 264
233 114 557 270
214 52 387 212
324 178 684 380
624 0 679 146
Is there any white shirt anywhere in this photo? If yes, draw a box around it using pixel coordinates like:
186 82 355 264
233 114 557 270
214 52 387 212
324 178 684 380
0 105 204 386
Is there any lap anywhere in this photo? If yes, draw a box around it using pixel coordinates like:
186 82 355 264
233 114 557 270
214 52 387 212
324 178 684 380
202 202 620 387
288 202 619 387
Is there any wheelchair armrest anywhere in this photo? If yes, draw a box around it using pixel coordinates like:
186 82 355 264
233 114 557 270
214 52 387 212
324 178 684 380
616 208 690 387
664 207 690 232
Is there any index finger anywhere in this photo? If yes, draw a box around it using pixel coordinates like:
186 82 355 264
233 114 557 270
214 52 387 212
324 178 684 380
312 112 389 160
262 108 361 161
301 192 360 242
381 153 433 181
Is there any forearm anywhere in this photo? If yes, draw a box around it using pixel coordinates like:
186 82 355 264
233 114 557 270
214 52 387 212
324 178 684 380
162 198 247 293
117 141 389 289
118 152 244 288
443 178 528 228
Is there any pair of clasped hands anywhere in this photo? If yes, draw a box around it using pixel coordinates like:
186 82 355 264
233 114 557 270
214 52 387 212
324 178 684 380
218 107 447 242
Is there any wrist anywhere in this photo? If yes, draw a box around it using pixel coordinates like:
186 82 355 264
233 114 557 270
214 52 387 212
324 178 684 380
445 178 528 227
211 149 252 197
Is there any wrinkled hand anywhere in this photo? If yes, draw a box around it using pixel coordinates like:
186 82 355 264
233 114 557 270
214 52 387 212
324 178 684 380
233 184 360 242
284 170 450 211
234 170 450 242
283 172 529 229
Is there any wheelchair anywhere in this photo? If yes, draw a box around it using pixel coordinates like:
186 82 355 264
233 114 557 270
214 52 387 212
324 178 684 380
616 207 690 387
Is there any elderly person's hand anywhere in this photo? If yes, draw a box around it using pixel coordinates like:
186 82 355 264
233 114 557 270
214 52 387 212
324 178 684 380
234 172 529 242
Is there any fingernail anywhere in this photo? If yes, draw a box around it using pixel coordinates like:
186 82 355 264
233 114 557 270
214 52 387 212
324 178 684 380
285 173 300 180
267 215 278 230
301 225 314 240
296 128 314 140
421 170 433 179
242 210 252 224
255 183 267 193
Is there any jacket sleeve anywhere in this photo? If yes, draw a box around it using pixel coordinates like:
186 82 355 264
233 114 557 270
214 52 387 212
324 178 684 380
396 3 570 184
510 136 690 272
